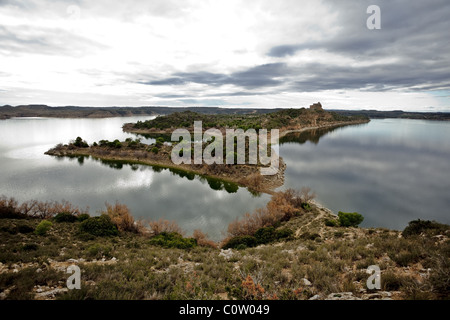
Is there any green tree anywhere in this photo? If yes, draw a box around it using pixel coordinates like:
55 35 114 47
338 211 364 227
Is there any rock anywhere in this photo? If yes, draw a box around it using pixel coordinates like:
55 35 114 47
327 292 362 300
362 291 392 300
68 258 78 263
301 278 312 287
35 288 68 299
36 268 42 273
219 249 234 260
310 102 323 111
309 294 321 300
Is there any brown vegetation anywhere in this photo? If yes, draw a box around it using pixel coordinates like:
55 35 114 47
0 196 89 219
192 229 218 248
102 201 141 233
147 218 183 236
226 188 315 238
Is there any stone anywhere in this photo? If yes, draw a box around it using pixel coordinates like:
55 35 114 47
301 278 312 286
309 294 321 300
327 292 362 300
219 249 234 260
362 291 392 300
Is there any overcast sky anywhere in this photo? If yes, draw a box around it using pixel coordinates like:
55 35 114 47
0 0 449 111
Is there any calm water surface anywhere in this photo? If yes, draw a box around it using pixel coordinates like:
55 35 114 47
279 119 450 230
0 117 270 240
1 117 449 238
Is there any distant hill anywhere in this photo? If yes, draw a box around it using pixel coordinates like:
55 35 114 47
0 105 281 119
331 109 450 121
1 104 449 120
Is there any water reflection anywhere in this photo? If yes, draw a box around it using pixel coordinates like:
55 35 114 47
280 123 369 145
0 117 271 240
57 154 241 193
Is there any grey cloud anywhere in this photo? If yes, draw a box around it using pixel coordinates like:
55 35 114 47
0 25 106 57
141 63 286 89
265 0 450 92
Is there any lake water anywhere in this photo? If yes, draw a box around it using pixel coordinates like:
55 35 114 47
0 117 270 240
0 117 449 239
279 119 450 230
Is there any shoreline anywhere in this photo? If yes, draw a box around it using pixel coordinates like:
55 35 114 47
45 120 368 196
45 146 286 195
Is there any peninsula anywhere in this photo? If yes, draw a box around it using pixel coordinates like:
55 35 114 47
45 103 369 194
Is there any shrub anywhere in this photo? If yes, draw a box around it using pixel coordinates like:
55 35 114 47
86 244 112 259
338 211 364 227
254 227 276 244
151 146 159 154
35 220 53 236
54 212 78 223
275 228 293 240
0 196 25 219
17 224 34 234
102 201 137 233
73 137 89 148
149 232 197 249
22 243 39 251
79 215 119 237
148 219 183 236
77 213 90 222
325 219 338 227
381 272 411 291
428 255 450 298
192 229 217 248
253 226 292 244
222 235 258 250
402 219 449 238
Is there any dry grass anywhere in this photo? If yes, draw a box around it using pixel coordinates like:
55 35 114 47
193 229 218 248
102 201 139 233
147 218 183 236
1 195 89 219
226 189 306 238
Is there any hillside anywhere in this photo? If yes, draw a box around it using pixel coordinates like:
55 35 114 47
0 194 448 300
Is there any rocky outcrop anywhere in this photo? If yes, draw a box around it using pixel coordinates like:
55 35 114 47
309 102 323 111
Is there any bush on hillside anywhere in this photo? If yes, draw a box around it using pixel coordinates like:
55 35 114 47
402 219 449 238
338 211 364 227
79 215 119 237
53 212 78 223
148 232 196 249
34 220 53 236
